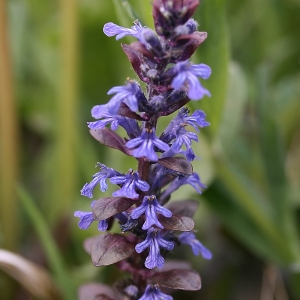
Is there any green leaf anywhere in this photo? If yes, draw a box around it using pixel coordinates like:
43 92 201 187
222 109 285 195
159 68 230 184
214 158 296 265
18 185 76 300
193 0 230 137
217 62 248 154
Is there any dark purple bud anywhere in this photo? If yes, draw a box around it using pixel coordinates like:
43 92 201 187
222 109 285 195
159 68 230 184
141 28 162 55
120 217 139 232
174 19 198 37
91 233 135 266
160 91 190 116
153 0 200 37
150 269 201 290
124 285 138 298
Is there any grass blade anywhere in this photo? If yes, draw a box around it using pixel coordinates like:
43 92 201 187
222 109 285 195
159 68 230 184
18 185 76 300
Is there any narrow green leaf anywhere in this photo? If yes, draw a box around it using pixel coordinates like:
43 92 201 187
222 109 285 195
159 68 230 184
217 62 248 154
215 158 296 265
18 185 76 300
193 0 230 137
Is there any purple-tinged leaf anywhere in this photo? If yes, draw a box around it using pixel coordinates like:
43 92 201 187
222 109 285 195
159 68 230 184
117 103 145 121
92 197 136 220
150 269 201 290
158 214 194 231
162 260 191 271
121 44 149 83
160 95 190 117
93 296 114 300
128 41 154 60
175 32 207 62
79 283 116 300
83 236 95 254
166 199 199 218
89 128 131 155
158 157 193 175
91 233 135 266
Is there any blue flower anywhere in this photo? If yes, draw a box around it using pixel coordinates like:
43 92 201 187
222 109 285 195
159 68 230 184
103 81 143 115
161 108 209 144
135 228 174 269
168 125 198 161
88 105 122 131
139 284 173 300
189 109 210 130
74 201 109 232
81 163 120 198
171 124 198 152
103 20 144 41
178 232 212 260
170 60 211 100
160 173 206 201
131 195 172 229
88 105 141 137
110 170 150 199
126 128 170 162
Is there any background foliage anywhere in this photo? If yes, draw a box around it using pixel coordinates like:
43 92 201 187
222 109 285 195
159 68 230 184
0 0 300 299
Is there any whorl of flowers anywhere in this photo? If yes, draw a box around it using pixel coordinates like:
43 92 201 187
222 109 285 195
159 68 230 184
75 1 212 299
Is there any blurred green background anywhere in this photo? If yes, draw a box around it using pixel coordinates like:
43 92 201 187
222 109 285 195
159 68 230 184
0 0 300 299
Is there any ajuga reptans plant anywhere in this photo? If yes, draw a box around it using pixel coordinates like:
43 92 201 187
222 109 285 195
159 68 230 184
75 0 212 299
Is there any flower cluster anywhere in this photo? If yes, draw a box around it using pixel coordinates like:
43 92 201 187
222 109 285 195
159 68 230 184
75 0 212 299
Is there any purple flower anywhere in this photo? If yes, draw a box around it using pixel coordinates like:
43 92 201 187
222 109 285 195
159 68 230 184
189 110 210 130
170 60 211 100
103 81 143 115
171 125 198 152
88 105 141 137
135 228 174 269
161 108 209 144
160 173 206 201
88 105 122 130
126 128 170 162
139 284 173 300
110 170 150 199
103 20 144 41
74 201 109 232
131 195 172 229
178 232 212 259
81 163 120 198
